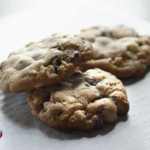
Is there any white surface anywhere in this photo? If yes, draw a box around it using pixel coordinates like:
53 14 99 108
0 1 150 150
1 0 150 22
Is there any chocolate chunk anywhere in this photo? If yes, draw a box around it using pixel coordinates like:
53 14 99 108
138 42 143 46
86 113 93 120
101 30 108 36
81 37 85 40
85 76 96 85
50 45 58 49
56 83 62 87
52 55 61 66
94 107 105 129
40 104 44 109
111 96 117 100
58 111 62 116
72 71 82 76
50 44 61 50
85 112 88 116
94 117 103 129
19 60 24 64
53 65 59 73
40 96 50 110
42 108 46 113
101 30 113 37
102 106 106 111
74 51 80 59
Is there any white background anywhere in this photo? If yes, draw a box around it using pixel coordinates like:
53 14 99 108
0 0 150 150
1 0 150 21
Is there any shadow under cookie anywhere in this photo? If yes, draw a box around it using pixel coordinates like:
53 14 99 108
121 66 150 86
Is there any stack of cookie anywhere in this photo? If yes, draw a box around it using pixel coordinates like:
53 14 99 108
1 25 149 131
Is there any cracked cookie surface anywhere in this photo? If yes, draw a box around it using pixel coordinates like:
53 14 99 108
26 69 129 131
79 25 150 78
0 34 93 93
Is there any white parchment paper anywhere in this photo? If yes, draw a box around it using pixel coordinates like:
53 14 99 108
0 1 150 149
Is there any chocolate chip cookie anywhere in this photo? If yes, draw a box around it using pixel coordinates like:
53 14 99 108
26 69 129 131
80 25 139 41
79 26 150 78
0 34 93 93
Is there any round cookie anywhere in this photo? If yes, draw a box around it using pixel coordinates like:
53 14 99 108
79 26 150 78
0 34 93 93
26 69 129 131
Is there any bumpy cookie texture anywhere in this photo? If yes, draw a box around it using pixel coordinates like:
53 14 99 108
0 34 93 93
26 69 129 131
79 26 150 78
80 25 139 42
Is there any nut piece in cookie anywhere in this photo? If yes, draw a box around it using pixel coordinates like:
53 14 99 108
26 69 129 131
0 34 93 93
79 25 150 78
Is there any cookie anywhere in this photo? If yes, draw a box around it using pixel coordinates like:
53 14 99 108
26 69 129 131
79 26 150 78
80 25 139 42
0 34 93 93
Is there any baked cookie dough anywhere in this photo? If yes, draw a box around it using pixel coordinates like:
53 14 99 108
80 25 139 41
26 69 129 131
79 26 150 78
0 34 93 93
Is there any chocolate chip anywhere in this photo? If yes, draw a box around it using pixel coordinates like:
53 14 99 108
50 44 61 50
19 60 24 64
111 96 117 100
85 112 88 116
94 107 105 129
86 113 93 120
40 104 44 109
58 111 62 116
74 51 80 59
72 71 82 76
56 83 61 87
40 96 50 110
53 65 59 73
42 108 46 113
101 30 113 37
101 30 108 36
50 45 58 49
52 55 61 66
94 117 103 129
102 106 106 111
96 110 102 114
63 35 67 38
96 106 106 116
138 43 143 46
85 76 96 85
